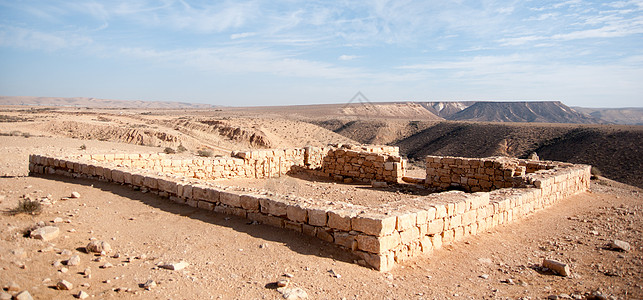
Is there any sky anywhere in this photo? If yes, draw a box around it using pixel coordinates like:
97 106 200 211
0 0 642 107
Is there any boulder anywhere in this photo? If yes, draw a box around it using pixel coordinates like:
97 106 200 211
30 226 60 241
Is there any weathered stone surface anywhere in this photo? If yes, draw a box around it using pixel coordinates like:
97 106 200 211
307 208 328 227
542 259 571 277
278 287 308 300
239 194 260 210
0 291 11 300
286 205 307 223
13 291 33 300
396 213 416 231
352 214 396 236
220 192 241 207
70 191 81 198
328 210 353 231
86 240 112 254
66 255 81 266
609 240 631 252
160 261 189 271
76 290 90 299
30 226 60 241
57 279 73 290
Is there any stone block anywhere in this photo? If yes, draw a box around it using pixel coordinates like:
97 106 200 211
143 176 158 190
132 174 144 187
316 228 334 243
197 201 215 211
284 221 302 232
260 197 288 217
400 227 420 245
427 219 444 235
286 205 308 223
328 210 354 231
307 208 328 227
334 232 356 249
220 191 241 207
302 224 317 237
240 194 260 210
396 212 417 231
351 213 396 236
192 185 209 201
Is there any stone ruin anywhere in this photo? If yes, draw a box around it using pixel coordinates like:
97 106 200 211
29 144 590 271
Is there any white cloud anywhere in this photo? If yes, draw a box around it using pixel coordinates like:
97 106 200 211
230 32 256 39
338 55 359 61
0 25 92 50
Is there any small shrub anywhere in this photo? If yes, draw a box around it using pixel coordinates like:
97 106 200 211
9 199 42 215
197 149 214 157
164 147 176 154
177 144 187 153
79 144 86 150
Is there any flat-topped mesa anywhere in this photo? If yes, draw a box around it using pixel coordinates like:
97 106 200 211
28 147 590 272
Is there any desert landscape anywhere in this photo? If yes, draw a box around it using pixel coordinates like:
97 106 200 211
0 99 641 300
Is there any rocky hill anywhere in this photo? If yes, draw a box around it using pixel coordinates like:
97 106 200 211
447 101 601 123
573 107 643 125
0 96 213 109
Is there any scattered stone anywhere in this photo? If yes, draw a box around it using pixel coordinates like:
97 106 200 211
39 246 54 252
76 290 89 299
479 274 489 279
59 267 68 273
52 217 63 223
609 240 631 252
13 291 33 300
56 279 73 290
6 281 20 292
83 267 91 276
30 226 60 241
100 262 113 269
542 259 571 277
142 280 157 290
86 240 112 254
371 181 388 188
478 257 492 264
160 261 189 271
0 291 11 300
328 269 341 278
277 279 289 287
60 249 72 256
70 192 81 198
284 273 295 278
67 255 81 266
278 287 308 300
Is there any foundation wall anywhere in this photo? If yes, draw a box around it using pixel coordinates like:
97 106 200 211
28 151 590 272
425 156 562 192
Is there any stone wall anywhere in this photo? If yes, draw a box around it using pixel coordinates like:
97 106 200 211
425 156 561 192
316 145 405 183
28 151 590 272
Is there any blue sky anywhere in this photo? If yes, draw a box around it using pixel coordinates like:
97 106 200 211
0 0 642 107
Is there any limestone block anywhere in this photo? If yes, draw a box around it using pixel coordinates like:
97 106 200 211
240 194 260 210
426 219 444 235
434 204 447 219
351 213 396 237
302 224 317 237
197 201 215 211
328 210 355 231
442 229 455 244
192 185 209 201
220 191 240 207
247 212 284 228
396 212 417 231
186 199 198 208
260 197 288 217
143 176 158 190
334 232 356 249
453 226 465 241
214 206 247 218
284 220 302 232
455 200 467 214
316 228 334 243
400 227 420 245
157 179 178 195
462 210 476 226
307 207 328 227
286 205 308 223
181 184 193 199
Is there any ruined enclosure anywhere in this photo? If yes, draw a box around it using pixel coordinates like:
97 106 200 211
28 144 590 271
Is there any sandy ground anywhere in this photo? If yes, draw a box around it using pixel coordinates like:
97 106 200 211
0 135 641 300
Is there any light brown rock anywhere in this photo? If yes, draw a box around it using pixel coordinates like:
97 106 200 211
30 226 60 241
